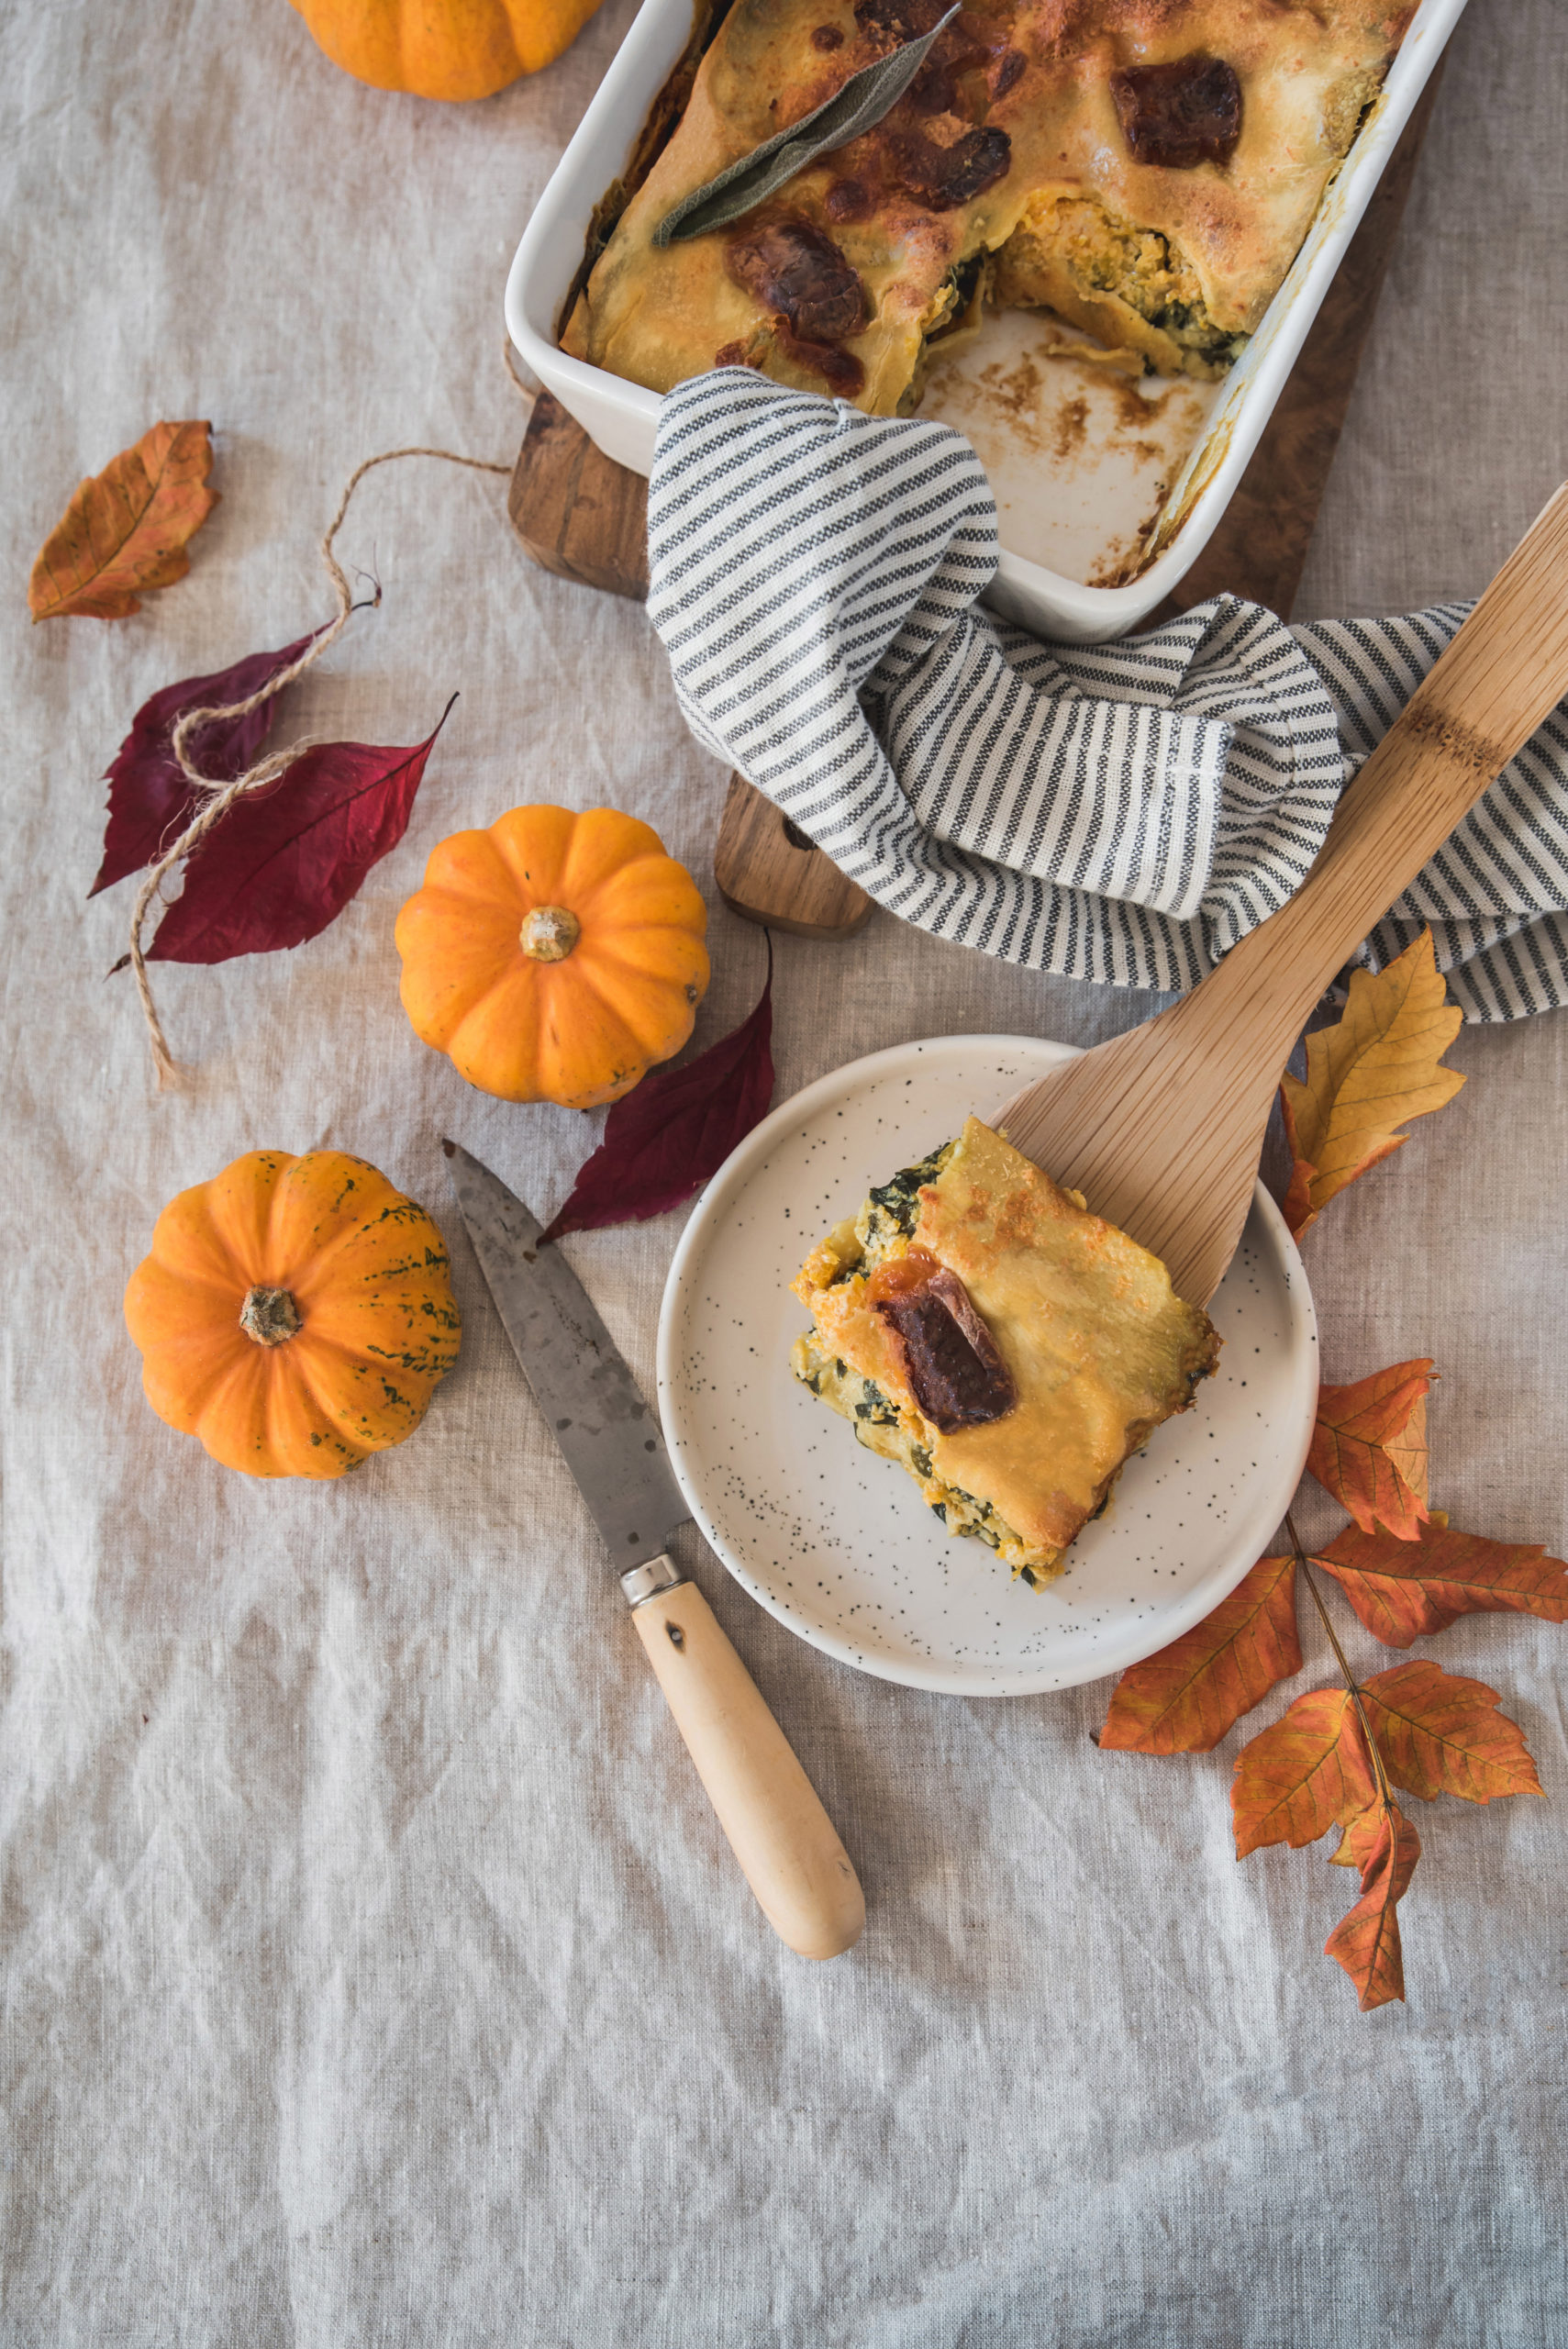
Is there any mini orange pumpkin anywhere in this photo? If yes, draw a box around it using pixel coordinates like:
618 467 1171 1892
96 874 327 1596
124 1150 462 1478
287 0 604 101
395 805 710 1108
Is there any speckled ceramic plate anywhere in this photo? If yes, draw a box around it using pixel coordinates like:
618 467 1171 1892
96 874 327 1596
656 1036 1318 1698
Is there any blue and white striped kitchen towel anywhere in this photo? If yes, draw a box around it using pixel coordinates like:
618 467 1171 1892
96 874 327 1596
646 369 1568 1020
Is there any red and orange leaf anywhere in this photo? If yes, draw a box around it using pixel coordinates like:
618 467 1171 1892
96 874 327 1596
1329 1803 1387 1870
1099 1553 1302 1753
1307 1360 1434 1539
1231 1687 1378 1858
1279 930 1464 1230
1315 1520 1568 1649
28 421 218 621
1278 1090 1320 1240
1361 1659 1544 1806
1324 1799 1421 2010
1381 1391 1429 1511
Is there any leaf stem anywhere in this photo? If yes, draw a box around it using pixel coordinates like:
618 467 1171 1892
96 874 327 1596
1286 1511 1396 1811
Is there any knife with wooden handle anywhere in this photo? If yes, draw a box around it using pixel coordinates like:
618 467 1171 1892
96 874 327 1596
443 1141 865 1961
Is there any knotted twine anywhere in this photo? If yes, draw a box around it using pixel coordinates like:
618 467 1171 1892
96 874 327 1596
126 443 514 1085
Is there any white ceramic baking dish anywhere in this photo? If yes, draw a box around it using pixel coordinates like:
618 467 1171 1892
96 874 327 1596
506 0 1466 642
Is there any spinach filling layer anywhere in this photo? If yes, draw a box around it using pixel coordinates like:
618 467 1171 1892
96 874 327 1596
792 1140 1055 1591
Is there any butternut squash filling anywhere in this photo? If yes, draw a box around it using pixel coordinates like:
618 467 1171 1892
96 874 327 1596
990 195 1247 382
791 1119 1220 1588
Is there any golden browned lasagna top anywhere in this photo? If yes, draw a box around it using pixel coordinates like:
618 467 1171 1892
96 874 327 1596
562 0 1413 411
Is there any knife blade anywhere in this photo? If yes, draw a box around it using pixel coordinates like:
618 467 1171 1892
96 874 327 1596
442 1140 689 1568
441 1138 864 1962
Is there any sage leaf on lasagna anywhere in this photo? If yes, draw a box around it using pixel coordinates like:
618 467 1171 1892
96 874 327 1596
652 1 961 246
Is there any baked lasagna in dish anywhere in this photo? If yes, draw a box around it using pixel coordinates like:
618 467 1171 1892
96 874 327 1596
562 0 1414 413
791 1118 1219 1586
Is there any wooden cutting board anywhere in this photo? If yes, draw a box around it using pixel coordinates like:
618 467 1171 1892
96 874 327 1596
510 70 1440 940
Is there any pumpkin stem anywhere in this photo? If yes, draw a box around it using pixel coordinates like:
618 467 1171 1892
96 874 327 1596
519 905 581 963
239 1286 302 1346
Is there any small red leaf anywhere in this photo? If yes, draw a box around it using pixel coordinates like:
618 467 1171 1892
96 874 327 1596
1323 1799 1420 2010
92 631 322 896
542 940 775 1243
1313 1520 1568 1649
144 701 452 965
1099 1552 1302 1753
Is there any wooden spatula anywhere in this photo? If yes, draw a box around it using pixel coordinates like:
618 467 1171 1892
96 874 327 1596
995 483 1568 1307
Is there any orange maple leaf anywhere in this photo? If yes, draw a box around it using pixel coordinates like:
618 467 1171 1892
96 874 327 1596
28 420 218 621
1360 1659 1544 1806
1099 1553 1302 1753
1324 1798 1421 2010
1231 1687 1378 1857
1278 1092 1318 1240
1307 1360 1435 1539
1279 929 1464 1240
1314 1520 1568 1648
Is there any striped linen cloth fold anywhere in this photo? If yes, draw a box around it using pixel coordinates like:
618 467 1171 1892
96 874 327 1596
646 369 1568 1020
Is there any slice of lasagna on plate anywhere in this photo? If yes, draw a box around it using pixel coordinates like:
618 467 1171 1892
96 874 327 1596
791 1117 1219 1586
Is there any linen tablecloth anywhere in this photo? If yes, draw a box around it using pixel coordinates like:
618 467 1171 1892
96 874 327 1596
3 2 1565 2340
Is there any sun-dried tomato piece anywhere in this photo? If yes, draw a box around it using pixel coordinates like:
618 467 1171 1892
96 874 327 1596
884 123 1011 209
1110 54 1242 170
725 217 866 343
825 176 876 223
777 328 866 395
853 0 949 38
906 14 1010 120
990 46 1027 98
870 1252 1018 1431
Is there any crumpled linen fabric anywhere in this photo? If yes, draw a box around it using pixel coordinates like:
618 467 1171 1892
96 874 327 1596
2 0 1566 2343
649 370 1568 1019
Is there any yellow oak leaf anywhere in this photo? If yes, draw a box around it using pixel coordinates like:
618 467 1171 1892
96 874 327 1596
1280 929 1464 1238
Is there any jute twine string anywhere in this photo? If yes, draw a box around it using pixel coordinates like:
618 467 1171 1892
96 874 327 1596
128 444 513 1085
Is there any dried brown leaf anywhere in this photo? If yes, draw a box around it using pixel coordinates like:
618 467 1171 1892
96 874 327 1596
29 421 218 621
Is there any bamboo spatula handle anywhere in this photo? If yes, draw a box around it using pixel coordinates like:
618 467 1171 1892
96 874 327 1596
628 1565 866 1960
1213 480 1568 1039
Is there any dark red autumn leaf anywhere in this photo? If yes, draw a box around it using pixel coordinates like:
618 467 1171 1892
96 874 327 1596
1324 1798 1421 2010
142 700 453 965
542 939 774 1243
1230 1687 1378 1857
1313 1520 1568 1649
1099 1552 1302 1753
1307 1359 1435 1540
91 630 323 896
1359 1659 1545 1807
